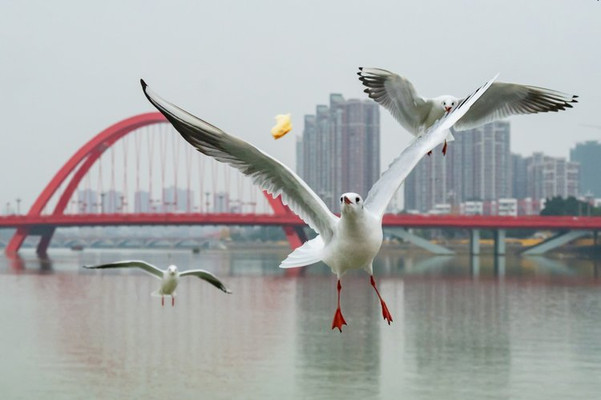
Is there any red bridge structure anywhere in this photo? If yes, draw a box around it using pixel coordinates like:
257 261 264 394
1 113 601 256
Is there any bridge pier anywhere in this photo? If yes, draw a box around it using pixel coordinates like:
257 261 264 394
494 254 506 276
470 229 480 255
36 227 56 256
522 230 589 256
470 255 480 276
494 229 506 256
386 228 454 255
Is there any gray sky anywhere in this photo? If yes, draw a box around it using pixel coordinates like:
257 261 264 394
1 0 600 212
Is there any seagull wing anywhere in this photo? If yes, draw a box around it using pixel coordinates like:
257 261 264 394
364 74 498 218
455 82 578 131
179 269 232 293
83 260 164 279
141 80 337 241
358 67 432 135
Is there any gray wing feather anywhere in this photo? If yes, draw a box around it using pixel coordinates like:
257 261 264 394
358 67 432 135
83 260 164 279
455 82 578 130
364 74 498 218
141 80 337 241
179 269 232 293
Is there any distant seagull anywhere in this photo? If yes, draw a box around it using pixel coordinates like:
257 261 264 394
84 260 231 306
358 67 578 155
140 75 493 330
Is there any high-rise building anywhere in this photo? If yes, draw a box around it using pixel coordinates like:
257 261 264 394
77 189 97 213
511 154 529 199
570 140 601 197
526 153 579 200
296 94 380 211
134 190 150 213
103 190 124 213
472 121 511 201
404 121 511 212
163 186 193 212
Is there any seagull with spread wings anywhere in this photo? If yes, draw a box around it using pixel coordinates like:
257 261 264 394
84 260 231 306
358 67 578 155
140 75 494 331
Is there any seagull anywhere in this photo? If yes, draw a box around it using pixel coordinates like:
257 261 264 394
140 75 494 330
358 67 578 155
83 260 232 306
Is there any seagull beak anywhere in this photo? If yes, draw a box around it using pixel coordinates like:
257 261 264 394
445 106 452 113
343 196 352 205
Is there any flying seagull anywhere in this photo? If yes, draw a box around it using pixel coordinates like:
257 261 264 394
140 75 494 330
358 67 578 155
84 260 232 306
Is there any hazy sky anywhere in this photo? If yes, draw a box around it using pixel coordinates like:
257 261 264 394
1 0 600 212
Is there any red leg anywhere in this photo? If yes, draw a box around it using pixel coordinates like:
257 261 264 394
442 140 448 156
172 296 175 307
331 279 347 332
161 296 164 307
370 276 393 325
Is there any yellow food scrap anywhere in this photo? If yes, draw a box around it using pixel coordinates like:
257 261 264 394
271 113 292 139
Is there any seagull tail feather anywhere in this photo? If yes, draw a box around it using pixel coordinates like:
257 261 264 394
279 236 324 269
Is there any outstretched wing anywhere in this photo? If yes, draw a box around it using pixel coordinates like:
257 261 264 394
455 82 578 131
358 67 432 135
364 74 498 218
179 269 232 293
83 260 163 279
141 80 337 241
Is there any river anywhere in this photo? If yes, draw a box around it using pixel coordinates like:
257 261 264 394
0 246 600 399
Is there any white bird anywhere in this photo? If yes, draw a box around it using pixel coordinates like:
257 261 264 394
140 75 494 330
358 67 578 155
84 260 232 306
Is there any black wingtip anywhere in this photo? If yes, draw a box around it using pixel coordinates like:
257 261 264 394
140 79 147 90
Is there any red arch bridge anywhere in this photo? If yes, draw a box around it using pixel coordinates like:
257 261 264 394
1 112 600 256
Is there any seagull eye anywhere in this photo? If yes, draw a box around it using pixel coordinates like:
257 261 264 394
340 196 343 202
355 197 360 203
451 102 455 106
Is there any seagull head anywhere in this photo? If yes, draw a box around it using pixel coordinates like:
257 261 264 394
167 265 178 276
339 192 364 214
437 96 458 114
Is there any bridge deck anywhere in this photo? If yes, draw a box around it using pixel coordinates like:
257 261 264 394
1 213 601 230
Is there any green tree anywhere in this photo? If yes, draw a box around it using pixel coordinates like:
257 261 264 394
540 196 601 216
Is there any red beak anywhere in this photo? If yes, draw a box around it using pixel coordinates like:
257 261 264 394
445 106 452 113
343 196 352 205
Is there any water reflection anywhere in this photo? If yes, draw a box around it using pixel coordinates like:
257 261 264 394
295 276 383 398
5 253 53 272
1 249 600 399
403 279 511 398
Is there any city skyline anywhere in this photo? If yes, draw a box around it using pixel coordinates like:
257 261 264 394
404 121 590 215
1 1 599 213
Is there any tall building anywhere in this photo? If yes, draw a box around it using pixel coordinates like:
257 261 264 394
163 186 193 212
526 153 579 200
511 154 529 199
570 140 601 197
134 190 150 213
472 121 511 201
296 94 380 211
404 121 511 212
77 189 98 213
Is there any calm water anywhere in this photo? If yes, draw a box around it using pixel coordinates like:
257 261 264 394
1 247 600 399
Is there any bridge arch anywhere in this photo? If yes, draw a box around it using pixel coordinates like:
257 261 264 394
6 112 305 255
